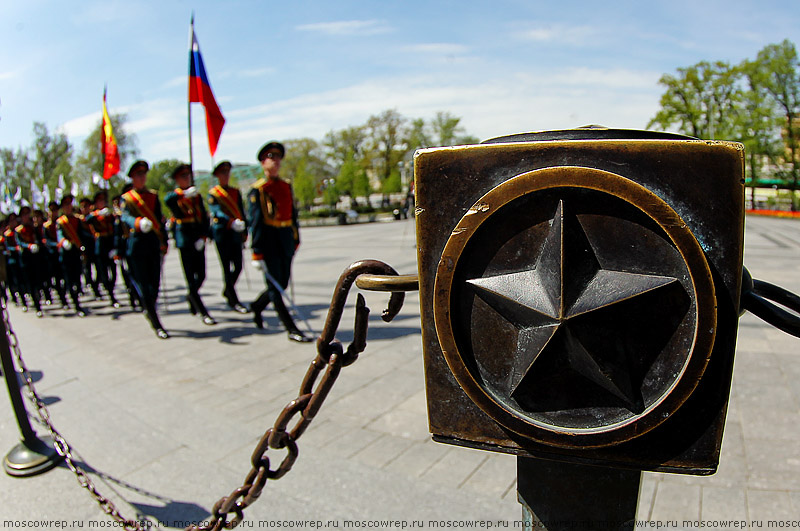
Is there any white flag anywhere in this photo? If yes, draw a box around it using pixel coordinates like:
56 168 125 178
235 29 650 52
31 180 44 207
42 183 50 205
13 187 21 201
70 182 79 197
58 174 66 190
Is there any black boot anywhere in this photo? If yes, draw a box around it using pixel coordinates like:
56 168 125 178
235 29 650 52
189 291 216 325
224 285 248 314
145 301 169 339
273 296 313 342
249 290 271 329
71 290 86 317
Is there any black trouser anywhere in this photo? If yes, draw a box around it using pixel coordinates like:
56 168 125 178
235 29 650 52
94 238 118 303
215 237 242 304
60 248 84 309
19 252 42 311
179 246 208 315
127 250 161 310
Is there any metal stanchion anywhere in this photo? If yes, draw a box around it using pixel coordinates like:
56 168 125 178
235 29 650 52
0 308 64 477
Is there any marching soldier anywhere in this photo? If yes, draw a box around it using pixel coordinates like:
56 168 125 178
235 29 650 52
78 197 101 300
84 191 120 308
248 141 312 342
43 201 69 308
112 190 140 311
56 195 88 317
120 160 169 339
165 163 215 325
15 206 44 317
3 214 22 306
32 209 51 306
208 161 247 313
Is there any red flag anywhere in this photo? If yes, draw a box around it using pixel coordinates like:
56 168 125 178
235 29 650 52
101 86 120 180
189 21 225 157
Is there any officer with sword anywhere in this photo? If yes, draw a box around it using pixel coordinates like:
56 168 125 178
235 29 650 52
247 141 313 343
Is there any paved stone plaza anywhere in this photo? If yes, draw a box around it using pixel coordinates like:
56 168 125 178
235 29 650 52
0 214 799 529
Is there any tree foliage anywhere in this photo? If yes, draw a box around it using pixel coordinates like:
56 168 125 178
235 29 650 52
1 108 479 214
648 39 800 208
73 112 138 193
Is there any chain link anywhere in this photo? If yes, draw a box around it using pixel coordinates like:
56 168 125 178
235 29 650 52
0 259 408 531
0 298 148 531
188 260 406 531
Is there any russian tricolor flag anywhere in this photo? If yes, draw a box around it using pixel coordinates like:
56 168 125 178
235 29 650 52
189 20 225 157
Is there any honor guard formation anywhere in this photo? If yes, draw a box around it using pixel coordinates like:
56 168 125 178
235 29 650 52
0 141 312 343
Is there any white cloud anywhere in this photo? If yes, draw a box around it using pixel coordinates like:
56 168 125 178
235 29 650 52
238 67 274 78
58 64 663 172
403 43 470 55
514 24 598 46
295 19 391 36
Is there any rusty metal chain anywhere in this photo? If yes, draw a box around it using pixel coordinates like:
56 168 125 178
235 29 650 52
189 259 407 531
0 297 148 531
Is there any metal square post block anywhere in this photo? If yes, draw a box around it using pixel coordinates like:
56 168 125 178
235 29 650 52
414 128 745 474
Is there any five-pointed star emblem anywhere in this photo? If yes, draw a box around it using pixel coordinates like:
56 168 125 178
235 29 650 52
467 200 680 413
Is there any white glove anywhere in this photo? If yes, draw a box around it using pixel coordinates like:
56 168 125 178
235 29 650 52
183 186 198 198
194 239 205 251
109 249 117 259
139 218 153 233
29 243 39 254
62 239 72 251
232 219 246 233
165 218 174 231
99 207 111 217
251 260 264 271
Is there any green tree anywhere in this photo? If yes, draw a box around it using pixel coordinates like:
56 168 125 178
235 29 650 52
336 149 371 207
648 61 743 140
737 57 784 206
74 113 138 197
750 40 800 207
146 159 182 212
0 147 33 204
430 111 479 146
364 109 409 193
281 138 332 209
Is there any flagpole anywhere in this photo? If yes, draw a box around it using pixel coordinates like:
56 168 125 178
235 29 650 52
188 13 195 170
100 84 107 197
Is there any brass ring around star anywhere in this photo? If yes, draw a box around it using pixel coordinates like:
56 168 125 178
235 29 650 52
434 166 716 448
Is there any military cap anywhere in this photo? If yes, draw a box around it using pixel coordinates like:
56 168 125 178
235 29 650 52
213 161 232 175
171 163 193 180
257 141 285 162
127 160 149 176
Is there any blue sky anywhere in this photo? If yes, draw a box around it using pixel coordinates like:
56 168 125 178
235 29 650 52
2 0 799 173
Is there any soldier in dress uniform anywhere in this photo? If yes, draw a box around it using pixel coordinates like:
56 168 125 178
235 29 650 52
120 160 169 339
84 191 120 308
3 213 22 306
165 163 215 325
112 190 140 311
78 197 101 300
208 161 247 313
56 195 88 317
32 209 52 306
43 201 69 308
14 206 44 317
248 141 312 342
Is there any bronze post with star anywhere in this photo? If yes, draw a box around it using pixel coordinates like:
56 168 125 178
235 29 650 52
413 127 743 530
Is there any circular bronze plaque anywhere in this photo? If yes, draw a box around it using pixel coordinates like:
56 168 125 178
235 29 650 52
434 166 716 448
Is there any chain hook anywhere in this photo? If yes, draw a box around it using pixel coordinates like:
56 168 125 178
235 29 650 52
316 260 406 362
